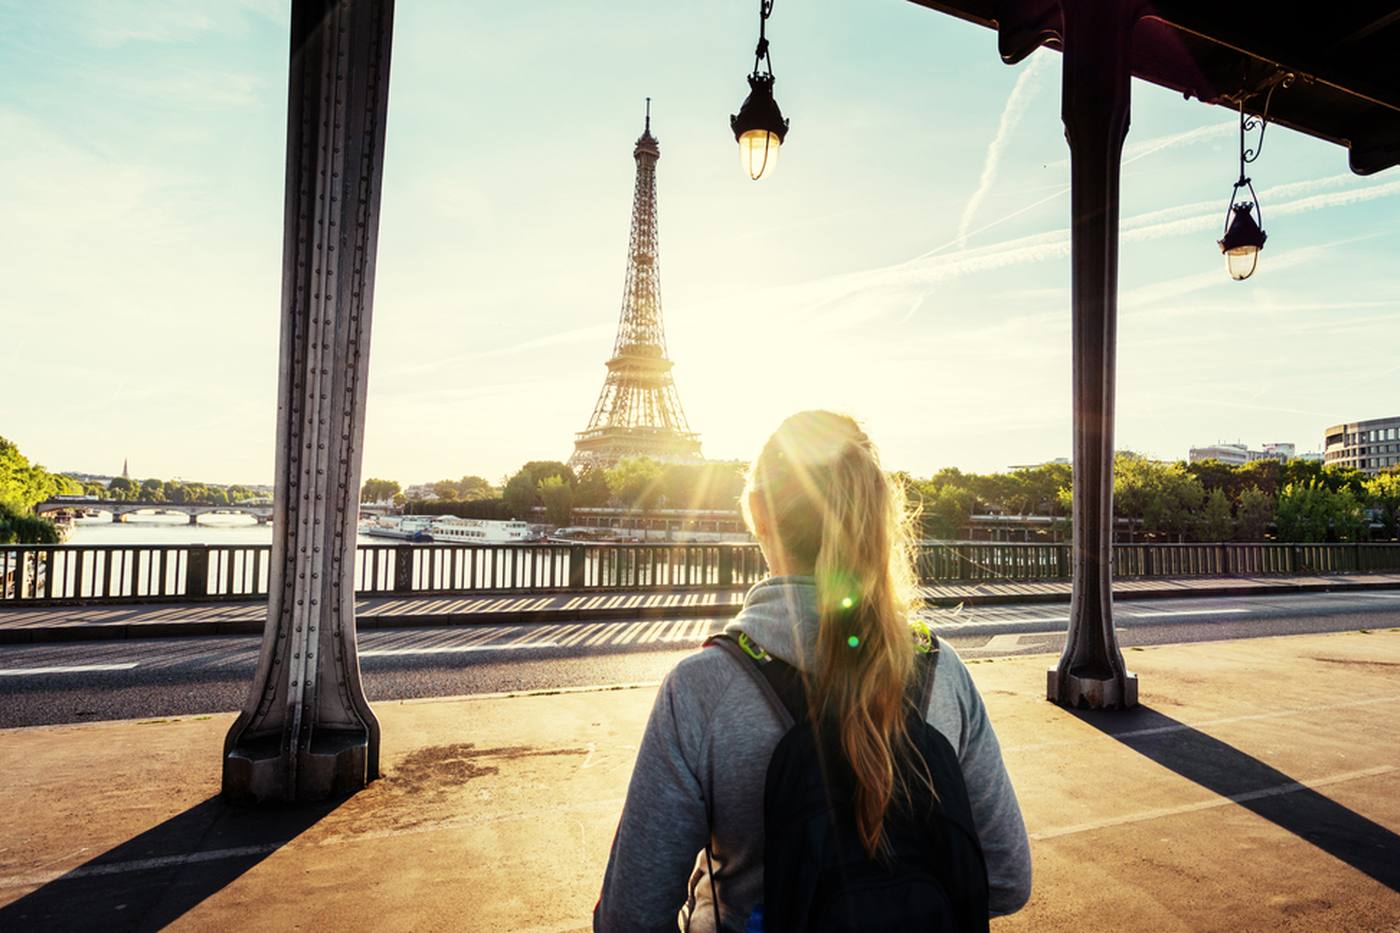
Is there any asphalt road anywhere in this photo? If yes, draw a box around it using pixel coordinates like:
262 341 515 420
1 589 1397 728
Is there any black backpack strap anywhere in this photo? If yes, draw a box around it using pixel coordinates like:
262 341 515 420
699 633 807 932
913 635 940 716
703 632 804 728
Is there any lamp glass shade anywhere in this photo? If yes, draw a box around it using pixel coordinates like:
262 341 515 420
1218 202 1266 280
1225 245 1260 280
738 129 781 181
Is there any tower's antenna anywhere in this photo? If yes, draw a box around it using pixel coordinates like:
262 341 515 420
645 97 651 134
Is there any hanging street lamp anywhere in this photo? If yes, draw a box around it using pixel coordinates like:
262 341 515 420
731 0 789 181
1218 76 1290 280
1220 201 1266 280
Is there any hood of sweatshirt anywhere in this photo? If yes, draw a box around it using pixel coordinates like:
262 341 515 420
721 575 821 671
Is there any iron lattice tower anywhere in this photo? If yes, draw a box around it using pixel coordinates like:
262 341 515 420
571 103 702 470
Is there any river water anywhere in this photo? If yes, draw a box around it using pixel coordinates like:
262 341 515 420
67 515 380 546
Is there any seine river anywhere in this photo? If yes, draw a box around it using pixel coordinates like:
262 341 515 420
67 515 380 546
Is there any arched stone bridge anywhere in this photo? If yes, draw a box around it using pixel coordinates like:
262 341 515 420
34 498 275 525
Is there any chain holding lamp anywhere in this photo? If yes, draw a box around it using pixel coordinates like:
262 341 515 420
1219 75 1291 280
731 0 790 181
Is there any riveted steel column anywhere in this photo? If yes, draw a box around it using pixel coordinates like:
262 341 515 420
1047 0 1139 709
223 0 394 801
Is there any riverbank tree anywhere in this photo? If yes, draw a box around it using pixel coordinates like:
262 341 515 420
0 437 79 543
386 453 1400 542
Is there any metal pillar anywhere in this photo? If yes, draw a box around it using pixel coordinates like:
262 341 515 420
223 0 395 802
1047 0 1139 709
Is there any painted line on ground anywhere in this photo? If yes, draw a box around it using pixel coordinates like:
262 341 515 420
0 663 140 676
981 633 1031 653
1121 608 1251 619
1006 693 1400 755
944 616 1068 628
1031 765 1397 840
359 643 562 657
0 796 629 892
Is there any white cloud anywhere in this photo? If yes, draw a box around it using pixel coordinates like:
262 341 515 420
73 0 283 47
775 173 1400 324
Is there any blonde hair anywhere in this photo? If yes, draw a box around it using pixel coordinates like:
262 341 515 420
743 410 924 857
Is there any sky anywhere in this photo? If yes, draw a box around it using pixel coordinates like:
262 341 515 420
2 0 1398 487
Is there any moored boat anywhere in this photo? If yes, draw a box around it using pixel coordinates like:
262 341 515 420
428 517 538 544
363 515 435 542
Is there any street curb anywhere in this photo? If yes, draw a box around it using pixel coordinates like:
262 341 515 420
1 579 1397 645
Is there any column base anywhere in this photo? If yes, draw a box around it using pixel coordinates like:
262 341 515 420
1047 667 1139 709
223 731 372 803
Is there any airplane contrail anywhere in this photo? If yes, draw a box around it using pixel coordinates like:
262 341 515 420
788 173 1400 319
954 51 1050 249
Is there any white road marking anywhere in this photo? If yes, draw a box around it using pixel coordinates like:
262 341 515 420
1348 591 1400 599
981 633 1031 652
1122 608 1251 619
0 796 628 892
1031 765 1397 840
1006 694 1400 755
942 616 1068 629
360 644 561 657
0 663 139 676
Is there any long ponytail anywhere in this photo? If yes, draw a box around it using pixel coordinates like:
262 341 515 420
745 411 925 857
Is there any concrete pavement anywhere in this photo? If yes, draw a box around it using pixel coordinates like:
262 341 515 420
1 629 1398 931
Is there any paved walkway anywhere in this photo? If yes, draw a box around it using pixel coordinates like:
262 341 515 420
2 573 1398 644
1 629 1397 931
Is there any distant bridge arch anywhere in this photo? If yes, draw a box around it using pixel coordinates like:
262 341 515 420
34 498 275 525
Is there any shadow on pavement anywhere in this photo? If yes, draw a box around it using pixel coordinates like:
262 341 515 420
1070 705 1400 893
0 795 339 932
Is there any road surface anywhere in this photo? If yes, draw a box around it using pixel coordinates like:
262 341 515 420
1 589 1397 728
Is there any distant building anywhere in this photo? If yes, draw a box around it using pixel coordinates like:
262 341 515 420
121 458 130 480
1006 457 1070 471
403 483 440 501
570 507 747 542
1188 442 1297 466
1188 443 1255 466
1324 416 1400 475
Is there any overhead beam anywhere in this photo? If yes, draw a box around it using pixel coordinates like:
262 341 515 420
909 0 1400 175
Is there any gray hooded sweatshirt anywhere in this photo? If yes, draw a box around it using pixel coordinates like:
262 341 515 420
594 577 1032 932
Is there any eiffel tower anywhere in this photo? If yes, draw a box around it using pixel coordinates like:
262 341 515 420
570 102 703 471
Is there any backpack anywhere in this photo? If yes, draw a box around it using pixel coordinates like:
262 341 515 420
703 632 990 933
